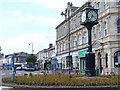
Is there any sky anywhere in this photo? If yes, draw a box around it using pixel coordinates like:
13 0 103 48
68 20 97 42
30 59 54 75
0 0 88 55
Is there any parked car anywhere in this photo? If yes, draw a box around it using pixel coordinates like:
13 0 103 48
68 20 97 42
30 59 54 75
23 63 39 71
16 66 22 70
24 64 35 71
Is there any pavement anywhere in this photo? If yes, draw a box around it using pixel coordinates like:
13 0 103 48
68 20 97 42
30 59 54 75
2 83 120 90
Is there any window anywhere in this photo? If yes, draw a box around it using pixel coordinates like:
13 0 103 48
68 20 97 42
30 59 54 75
98 24 101 38
103 0 107 10
104 22 107 36
66 42 68 50
83 32 88 43
93 27 96 40
117 19 120 33
116 0 120 6
61 44 63 51
78 34 82 45
63 42 66 50
57 45 59 53
114 51 120 67
97 2 100 13
73 37 77 47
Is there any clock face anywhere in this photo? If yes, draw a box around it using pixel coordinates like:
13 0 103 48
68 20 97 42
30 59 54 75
88 10 97 22
81 11 86 22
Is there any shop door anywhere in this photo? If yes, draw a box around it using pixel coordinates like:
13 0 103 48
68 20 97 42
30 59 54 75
80 58 86 73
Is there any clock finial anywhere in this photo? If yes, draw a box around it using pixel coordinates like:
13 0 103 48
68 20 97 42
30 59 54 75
87 2 92 7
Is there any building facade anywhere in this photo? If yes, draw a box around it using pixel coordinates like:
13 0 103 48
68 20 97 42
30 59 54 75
56 0 120 75
5 52 28 63
37 44 57 70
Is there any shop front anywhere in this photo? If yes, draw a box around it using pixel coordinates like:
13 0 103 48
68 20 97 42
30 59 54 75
72 52 79 70
78 49 87 74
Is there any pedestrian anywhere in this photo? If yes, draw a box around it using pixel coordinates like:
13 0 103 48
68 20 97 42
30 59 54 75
14 66 16 73
12 66 16 74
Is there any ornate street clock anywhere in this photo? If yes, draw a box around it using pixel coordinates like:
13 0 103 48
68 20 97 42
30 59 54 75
81 3 98 25
80 2 99 76
88 10 98 22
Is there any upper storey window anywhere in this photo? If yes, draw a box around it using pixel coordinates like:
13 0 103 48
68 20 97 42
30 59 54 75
98 24 101 38
93 27 96 40
117 19 120 33
73 37 77 47
63 42 66 50
104 21 107 36
116 0 120 6
103 0 107 10
83 32 88 44
78 34 82 45
97 2 100 13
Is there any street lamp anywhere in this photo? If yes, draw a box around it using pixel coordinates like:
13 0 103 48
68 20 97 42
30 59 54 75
11 54 15 82
61 2 72 75
29 43 34 54
0 46 2 51
81 2 98 76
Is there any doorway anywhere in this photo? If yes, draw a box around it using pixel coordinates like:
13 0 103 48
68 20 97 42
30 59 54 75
80 58 86 73
98 53 102 74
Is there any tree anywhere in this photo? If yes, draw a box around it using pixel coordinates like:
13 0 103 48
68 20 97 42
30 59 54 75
26 54 37 63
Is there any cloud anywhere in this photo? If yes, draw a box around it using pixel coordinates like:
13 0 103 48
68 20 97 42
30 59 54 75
0 0 34 2
8 11 22 16
0 0 88 11
34 0 88 11
3 12 62 28
0 25 2 32
0 32 55 55
12 14 62 28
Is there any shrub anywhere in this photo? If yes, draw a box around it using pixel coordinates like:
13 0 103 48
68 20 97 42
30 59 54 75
29 73 33 77
24 73 28 76
2 74 120 86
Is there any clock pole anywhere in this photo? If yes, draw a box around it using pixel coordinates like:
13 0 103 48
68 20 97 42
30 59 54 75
81 2 98 76
84 23 95 52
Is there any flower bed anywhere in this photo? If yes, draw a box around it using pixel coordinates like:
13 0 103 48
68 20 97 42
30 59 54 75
2 74 120 86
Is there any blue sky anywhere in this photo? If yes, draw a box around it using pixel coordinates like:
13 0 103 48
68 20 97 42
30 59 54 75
0 0 87 55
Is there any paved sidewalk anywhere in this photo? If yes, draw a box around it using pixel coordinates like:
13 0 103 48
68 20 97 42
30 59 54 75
2 83 120 90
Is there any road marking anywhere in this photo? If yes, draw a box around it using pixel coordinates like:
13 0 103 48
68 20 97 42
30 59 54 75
0 86 13 89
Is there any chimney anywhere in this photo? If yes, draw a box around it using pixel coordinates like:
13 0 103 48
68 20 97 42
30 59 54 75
49 43 53 48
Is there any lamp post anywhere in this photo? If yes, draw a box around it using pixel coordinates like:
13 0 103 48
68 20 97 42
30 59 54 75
81 2 98 76
29 43 34 54
11 54 15 82
61 2 72 75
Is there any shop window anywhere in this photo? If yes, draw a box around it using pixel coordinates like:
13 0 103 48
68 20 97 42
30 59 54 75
117 19 120 33
114 51 120 67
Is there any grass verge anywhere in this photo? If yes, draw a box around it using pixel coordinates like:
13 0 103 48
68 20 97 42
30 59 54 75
2 74 120 86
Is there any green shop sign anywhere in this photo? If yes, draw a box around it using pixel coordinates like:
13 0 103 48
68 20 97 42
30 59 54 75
78 49 87 58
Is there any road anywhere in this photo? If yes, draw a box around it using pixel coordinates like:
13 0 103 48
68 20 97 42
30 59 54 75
1 70 46 79
0 70 46 89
